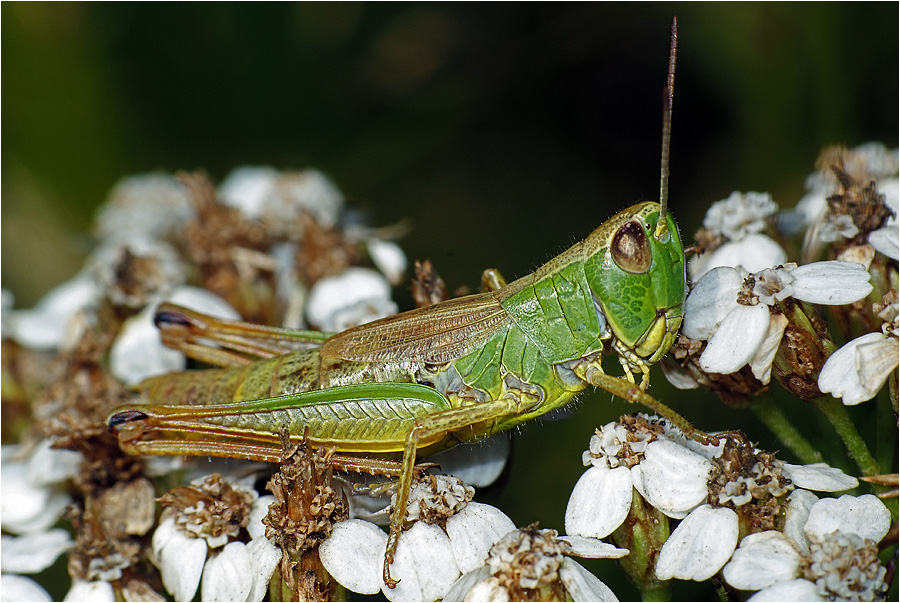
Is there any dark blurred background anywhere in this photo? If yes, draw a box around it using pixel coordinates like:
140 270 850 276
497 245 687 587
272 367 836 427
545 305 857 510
3 4 897 599
4 3 897 306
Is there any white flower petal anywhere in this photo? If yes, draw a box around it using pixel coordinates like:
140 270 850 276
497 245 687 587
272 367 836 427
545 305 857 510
780 463 858 492
368 239 407 285
565 465 632 538
1 529 72 574
0 461 50 533
97 173 194 241
306 268 396 332
153 515 207 602
654 505 738 581
429 435 510 489
819 333 888 405
110 308 186 385
246 537 281 602
63 579 115 602
748 578 823 601
803 494 891 543
699 304 770 374
783 489 819 555
443 566 493 602
246 495 275 541
464 576 509 602
682 266 744 340
1 574 53 602
201 541 252 602
383 521 460 602
749 313 788 384
703 191 778 241
218 166 280 218
868 225 899 260
27 440 81 487
789 261 873 304
660 358 700 389
559 558 619 602
722 531 802 590
64 579 114 602
319 519 386 595
855 335 899 399
9 491 71 536
557 536 628 559
446 503 516 574
633 440 712 519
166 286 242 320
10 275 100 350
690 234 787 281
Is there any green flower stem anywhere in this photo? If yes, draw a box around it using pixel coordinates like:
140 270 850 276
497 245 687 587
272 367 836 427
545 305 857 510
751 395 823 464
613 490 671 601
813 396 880 477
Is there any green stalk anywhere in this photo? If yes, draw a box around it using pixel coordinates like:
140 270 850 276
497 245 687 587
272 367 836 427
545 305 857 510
813 396 880 477
751 395 823 464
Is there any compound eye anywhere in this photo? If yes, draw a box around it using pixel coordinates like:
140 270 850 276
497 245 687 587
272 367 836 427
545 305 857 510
611 220 652 274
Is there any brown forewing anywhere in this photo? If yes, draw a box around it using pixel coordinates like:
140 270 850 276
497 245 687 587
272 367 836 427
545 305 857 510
319 292 510 364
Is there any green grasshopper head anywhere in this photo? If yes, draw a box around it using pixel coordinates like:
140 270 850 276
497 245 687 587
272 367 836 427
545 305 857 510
582 201 685 363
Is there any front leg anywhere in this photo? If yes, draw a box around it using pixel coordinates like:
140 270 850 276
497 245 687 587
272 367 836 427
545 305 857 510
571 355 711 445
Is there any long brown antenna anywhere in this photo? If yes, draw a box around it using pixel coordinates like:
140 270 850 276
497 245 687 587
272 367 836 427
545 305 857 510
656 16 677 241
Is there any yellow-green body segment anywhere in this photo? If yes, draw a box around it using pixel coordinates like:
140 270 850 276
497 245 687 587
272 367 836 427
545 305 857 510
113 201 684 460
107 200 687 588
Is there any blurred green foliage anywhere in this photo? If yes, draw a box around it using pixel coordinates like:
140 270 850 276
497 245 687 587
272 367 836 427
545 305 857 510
3 3 897 306
2 5 896 600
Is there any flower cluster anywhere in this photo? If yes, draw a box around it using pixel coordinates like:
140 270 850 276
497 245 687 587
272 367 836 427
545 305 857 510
667 142 898 409
2 144 896 602
2 167 410 602
565 414 892 600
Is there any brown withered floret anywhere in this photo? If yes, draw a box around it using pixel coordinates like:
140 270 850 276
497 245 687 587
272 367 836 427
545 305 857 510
33 326 143 489
160 473 255 543
179 171 279 324
771 298 834 401
827 166 892 239
411 259 450 308
295 212 359 287
706 435 791 533
1 338 61 443
692 226 726 256
263 433 348 601
107 247 171 311
65 498 146 593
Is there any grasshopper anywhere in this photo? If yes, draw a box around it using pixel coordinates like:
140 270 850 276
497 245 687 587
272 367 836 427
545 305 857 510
108 18 699 589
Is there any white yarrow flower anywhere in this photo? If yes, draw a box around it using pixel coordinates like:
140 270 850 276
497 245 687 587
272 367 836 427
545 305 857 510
320 475 514 602
444 527 623 602
722 494 890 601
703 191 779 241
819 293 899 405
8 275 101 351
1 442 80 536
566 416 860 584
151 475 278 602
690 233 788 281
219 166 344 236
305 267 398 332
868 177 899 259
95 173 195 242
682 262 872 379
